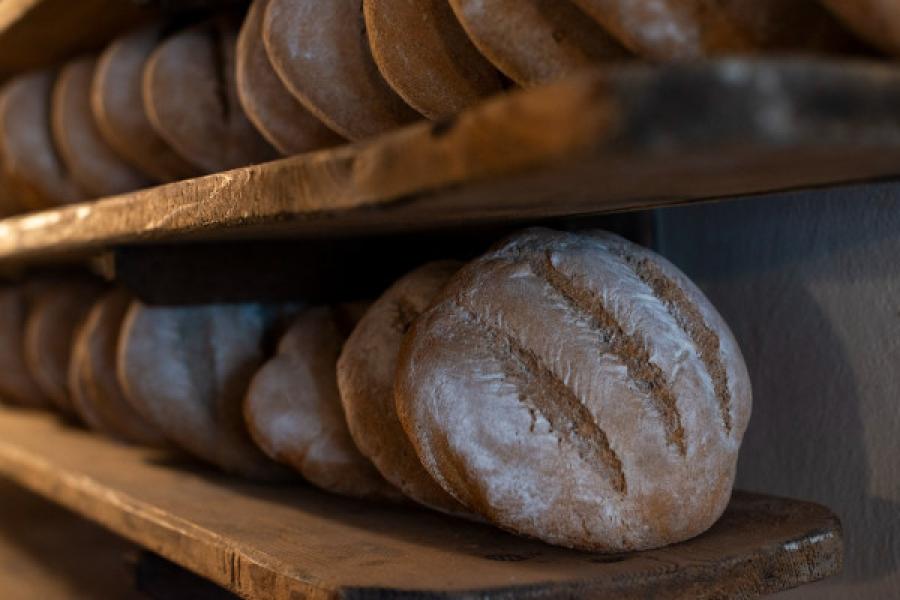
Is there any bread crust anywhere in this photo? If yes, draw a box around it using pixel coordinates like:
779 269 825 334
396 229 751 551
822 0 900 55
0 283 52 408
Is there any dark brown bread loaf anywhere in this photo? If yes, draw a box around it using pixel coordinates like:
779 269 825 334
24 278 105 416
245 305 404 501
822 0 900 54
236 0 343 155
573 0 856 59
52 56 151 198
143 15 279 173
337 262 468 513
0 282 53 408
68 289 166 446
92 24 200 183
447 0 628 86
263 0 421 140
118 302 293 480
363 0 504 120
396 228 752 551
0 71 85 209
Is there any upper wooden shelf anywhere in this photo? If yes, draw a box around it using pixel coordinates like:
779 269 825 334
3 58 900 267
0 408 842 599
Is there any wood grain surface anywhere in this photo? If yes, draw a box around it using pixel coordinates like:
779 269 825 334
1 59 900 268
0 408 842 599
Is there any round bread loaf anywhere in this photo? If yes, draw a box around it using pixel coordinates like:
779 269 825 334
338 262 468 513
68 289 166 446
396 228 752 551
236 0 343 155
0 283 52 408
143 15 279 173
447 0 628 86
245 305 404 501
263 0 421 140
24 278 105 416
572 0 855 59
0 71 85 209
822 0 900 54
52 56 150 198
92 24 200 183
118 302 293 480
363 0 504 120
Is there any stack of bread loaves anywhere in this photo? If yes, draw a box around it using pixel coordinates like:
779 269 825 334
0 229 751 551
0 0 891 216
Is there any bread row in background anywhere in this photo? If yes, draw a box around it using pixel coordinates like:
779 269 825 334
0 227 751 553
0 0 896 214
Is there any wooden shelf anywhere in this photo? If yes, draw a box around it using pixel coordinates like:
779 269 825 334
3 58 900 268
0 408 841 599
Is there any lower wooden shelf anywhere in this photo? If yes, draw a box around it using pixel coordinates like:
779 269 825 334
0 408 841 599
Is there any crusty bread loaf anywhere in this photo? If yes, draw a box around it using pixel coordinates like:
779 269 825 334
573 0 856 59
245 305 404 501
337 262 468 513
0 283 52 408
118 302 292 480
236 0 343 156
363 0 504 120
263 0 420 140
396 228 752 551
68 289 166 446
92 24 200 183
24 278 105 416
52 56 150 198
822 0 900 55
0 72 85 209
448 0 628 86
143 15 279 173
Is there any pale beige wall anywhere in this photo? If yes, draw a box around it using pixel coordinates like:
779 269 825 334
656 183 900 598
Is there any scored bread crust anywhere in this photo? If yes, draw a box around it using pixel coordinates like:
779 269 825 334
447 0 628 86
262 0 421 140
363 0 504 120
236 0 343 156
245 305 405 502
396 228 752 552
338 262 468 513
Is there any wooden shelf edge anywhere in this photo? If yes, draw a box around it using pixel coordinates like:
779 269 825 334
2 58 900 268
0 409 842 599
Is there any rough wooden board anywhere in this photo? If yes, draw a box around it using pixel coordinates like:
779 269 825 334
0 409 842 599
2 59 900 267
0 475 142 599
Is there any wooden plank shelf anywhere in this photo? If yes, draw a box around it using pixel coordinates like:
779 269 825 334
3 58 900 268
0 408 842 599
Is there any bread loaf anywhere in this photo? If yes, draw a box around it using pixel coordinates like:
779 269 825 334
52 57 150 198
68 289 166 446
822 0 900 55
143 16 279 173
118 302 293 480
363 0 504 120
92 24 200 183
337 262 468 513
24 278 105 416
245 305 404 501
0 72 85 209
572 0 856 59
0 283 52 408
263 0 420 140
447 0 628 86
236 0 343 155
396 228 751 551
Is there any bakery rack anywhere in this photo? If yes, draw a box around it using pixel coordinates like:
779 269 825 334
0 0 876 597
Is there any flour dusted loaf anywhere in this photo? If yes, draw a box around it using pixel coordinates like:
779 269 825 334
118 302 292 480
0 282 52 408
338 262 468 513
396 228 752 551
245 305 404 501
448 0 628 86
68 289 165 446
